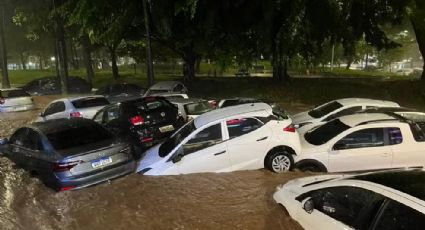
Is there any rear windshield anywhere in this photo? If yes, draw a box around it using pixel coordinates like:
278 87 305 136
308 101 343 118
0 90 30 98
72 97 109 109
134 98 174 111
304 119 350 145
184 101 214 115
46 123 113 151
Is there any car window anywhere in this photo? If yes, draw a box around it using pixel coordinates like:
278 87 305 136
10 128 28 146
184 101 214 115
93 110 105 124
227 118 263 139
324 106 362 121
221 100 239 108
174 84 184 92
297 186 385 229
409 123 425 142
182 123 222 155
104 106 120 123
304 119 351 145
334 128 385 150
27 129 44 151
44 101 66 116
374 200 425 230
136 98 174 111
388 127 403 145
71 97 109 109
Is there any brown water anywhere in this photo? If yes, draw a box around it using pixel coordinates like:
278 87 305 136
0 96 311 230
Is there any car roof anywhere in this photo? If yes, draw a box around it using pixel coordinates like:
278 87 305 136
338 113 398 127
194 103 272 128
360 106 416 113
168 98 205 104
149 81 181 90
29 118 99 134
335 98 399 107
68 95 106 102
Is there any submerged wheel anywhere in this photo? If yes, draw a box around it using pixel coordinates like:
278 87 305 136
296 161 327 173
265 149 294 173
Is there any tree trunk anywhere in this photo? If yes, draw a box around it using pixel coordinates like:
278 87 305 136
0 3 9 89
39 56 43 70
20 53 27 70
411 0 425 80
195 58 201 74
81 34 94 85
70 40 79 70
143 0 154 86
183 55 196 81
54 0 69 95
109 47 119 80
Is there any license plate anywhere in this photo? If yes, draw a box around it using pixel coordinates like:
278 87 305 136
159 125 174 133
91 157 112 169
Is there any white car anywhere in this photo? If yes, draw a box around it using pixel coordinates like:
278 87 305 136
0 88 35 112
292 98 400 127
137 103 301 175
149 93 189 100
37 96 110 121
168 98 215 121
273 169 425 230
144 81 188 96
295 113 425 172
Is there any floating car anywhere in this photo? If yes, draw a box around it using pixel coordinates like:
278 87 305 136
0 88 35 112
22 76 92 95
144 81 188 96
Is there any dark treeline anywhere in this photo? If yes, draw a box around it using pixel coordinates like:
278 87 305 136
1 0 425 92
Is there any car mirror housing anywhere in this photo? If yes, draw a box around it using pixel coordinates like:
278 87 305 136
302 197 314 214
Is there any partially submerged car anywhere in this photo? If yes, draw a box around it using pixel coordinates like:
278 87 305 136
0 88 35 112
144 81 188 96
37 96 109 121
0 118 136 191
137 103 301 175
273 169 425 230
93 96 184 156
168 98 215 121
295 113 425 172
95 83 145 103
292 98 400 127
22 76 92 95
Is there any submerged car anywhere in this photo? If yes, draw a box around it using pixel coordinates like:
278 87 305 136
93 96 184 155
144 81 188 96
0 88 35 112
95 83 145 103
168 98 215 121
273 169 425 230
0 118 135 191
292 98 400 127
37 96 110 121
137 103 301 175
22 76 92 95
295 113 425 172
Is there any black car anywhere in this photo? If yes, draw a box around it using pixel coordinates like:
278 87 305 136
22 76 92 95
0 118 135 191
93 96 185 156
95 83 145 103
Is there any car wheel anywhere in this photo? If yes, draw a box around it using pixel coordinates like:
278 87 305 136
266 150 294 173
296 162 327 173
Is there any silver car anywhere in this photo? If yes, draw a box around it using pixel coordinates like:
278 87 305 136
144 81 188 96
168 98 215 121
0 118 136 191
0 88 35 112
37 95 109 121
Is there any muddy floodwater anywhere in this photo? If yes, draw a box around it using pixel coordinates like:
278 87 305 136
0 96 311 230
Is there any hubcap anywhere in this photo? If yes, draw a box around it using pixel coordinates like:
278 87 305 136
271 154 291 172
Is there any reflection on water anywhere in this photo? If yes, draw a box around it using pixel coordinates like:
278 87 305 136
0 96 308 230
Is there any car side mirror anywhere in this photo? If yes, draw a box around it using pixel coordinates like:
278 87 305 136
302 197 314 214
172 152 184 163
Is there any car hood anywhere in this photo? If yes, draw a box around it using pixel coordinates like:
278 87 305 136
292 111 313 124
136 144 163 172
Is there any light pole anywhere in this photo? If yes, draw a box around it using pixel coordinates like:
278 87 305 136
0 1 10 88
143 0 154 86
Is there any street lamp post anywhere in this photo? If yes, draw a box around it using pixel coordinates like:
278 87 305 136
143 0 154 87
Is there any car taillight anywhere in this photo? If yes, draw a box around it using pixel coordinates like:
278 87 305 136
70 111 82 117
283 124 296 133
0 97 4 104
52 161 81 172
130 115 144 125
141 137 153 143
59 186 76 192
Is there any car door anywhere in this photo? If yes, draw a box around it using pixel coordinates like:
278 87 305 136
225 117 272 170
97 105 123 135
390 125 425 169
174 122 231 174
328 128 393 172
7 128 28 167
22 129 48 173
43 101 67 120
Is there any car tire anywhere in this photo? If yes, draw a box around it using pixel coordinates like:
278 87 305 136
265 149 294 173
296 161 327 173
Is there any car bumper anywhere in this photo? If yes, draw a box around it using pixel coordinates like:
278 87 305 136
0 104 35 112
56 160 136 190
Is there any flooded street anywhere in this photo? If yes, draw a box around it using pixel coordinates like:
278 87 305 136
0 96 309 230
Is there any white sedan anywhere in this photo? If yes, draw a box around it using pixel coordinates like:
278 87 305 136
292 98 399 127
273 169 425 230
137 103 301 175
37 96 110 121
295 113 425 172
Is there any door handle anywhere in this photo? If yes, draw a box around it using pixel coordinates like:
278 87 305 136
256 136 268 142
214 150 226 156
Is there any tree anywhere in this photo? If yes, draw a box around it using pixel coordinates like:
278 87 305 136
410 0 425 80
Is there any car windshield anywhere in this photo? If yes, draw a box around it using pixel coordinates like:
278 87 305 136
72 97 110 109
308 101 343 118
0 90 30 98
304 119 350 145
184 101 214 115
46 123 113 151
159 121 196 157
